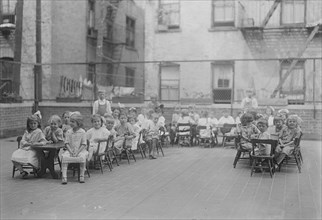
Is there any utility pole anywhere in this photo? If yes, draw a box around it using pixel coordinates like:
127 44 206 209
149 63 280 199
34 0 42 112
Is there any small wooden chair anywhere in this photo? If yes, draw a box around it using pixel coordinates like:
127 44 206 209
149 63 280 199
119 138 136 164
196 125 217 148
89 138 113 174
279 132 303 173
177 123 192 147
12 136 38 178
233 135 252 168
220 123 237 147
250 139 278 178
137 131 147 159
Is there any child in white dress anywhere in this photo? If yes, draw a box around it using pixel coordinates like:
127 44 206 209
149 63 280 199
86 114 110 163
61 112 89 184
43 115 64 144
11 115 47 178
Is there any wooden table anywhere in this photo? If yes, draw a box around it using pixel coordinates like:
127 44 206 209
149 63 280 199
32 142 64 179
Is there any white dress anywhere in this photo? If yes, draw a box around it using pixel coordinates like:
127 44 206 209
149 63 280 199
11 128 47 168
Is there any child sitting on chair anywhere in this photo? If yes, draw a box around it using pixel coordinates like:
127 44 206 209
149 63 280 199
11 114 47 178
267 114 285 137
142 113 161 159
254 118 271 156
113 113 136 156
61 112 89 184
43 115 64 144
86 114 110 163
129 116 141 151
274 115 302 167
198 110 212 139
177 109 195 146
235 112 260 151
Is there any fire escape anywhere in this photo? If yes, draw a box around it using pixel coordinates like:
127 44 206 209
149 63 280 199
239 0 321 102
95 0 125 88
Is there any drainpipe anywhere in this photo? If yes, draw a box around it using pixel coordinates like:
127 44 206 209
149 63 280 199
34 0 42 112
313 59 316 119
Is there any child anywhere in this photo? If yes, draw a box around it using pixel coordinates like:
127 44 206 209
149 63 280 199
86 114 110 163
143 113 161 159
128 116 141 150
218 110 235 125
113 113 136 156
11 114 47 178
61 111 72 136
278 108 289 123
177 109 195 146
263 106 275 127
112 108 121 128
241 88 258 112
235 112 260 150
235 111 243 124
60 112 89 184
198 110 211 139
103 114 117 160
43 115 64 144
254 118 271 156
267 114 285 137
274 115 302 167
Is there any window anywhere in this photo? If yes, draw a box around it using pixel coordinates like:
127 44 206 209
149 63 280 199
126 17 135 48
212 62 234 103
125 67 135 87
87 0 95 35
87 63 95 83
281 0 305 25
212 0 235 27
1 0 16 24
105 5 114 40
212 62 233 88
280 60 305 103
158 0 180 30
160 63 180 101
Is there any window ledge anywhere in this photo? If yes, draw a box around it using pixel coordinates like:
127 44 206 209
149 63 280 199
125 46 137 52
208 27 238 32
156 28 182 34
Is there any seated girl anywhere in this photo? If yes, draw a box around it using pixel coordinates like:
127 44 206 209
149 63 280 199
263 106 275 127
197 110 211 139
254 118 271 156
86 114 110 163
267 114 286 137
61 112 89 184
43 115 64 144
11 114 47 178
142 113 161 159
128 116 142 151
235 112 260 151
274 115 302 167
113 113 136 156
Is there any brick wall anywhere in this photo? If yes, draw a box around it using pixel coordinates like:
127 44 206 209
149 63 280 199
0 103 33 138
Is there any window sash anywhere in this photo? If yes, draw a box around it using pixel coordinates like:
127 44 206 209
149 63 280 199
281 66 304 93
158 0 180 28
125 68 135 87
126 17 135 47
281 0 305 25
212 0 235 26
161 65 180 100
212 63 233 88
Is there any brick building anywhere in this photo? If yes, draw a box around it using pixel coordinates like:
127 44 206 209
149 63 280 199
140 0 322 105
0 0 145 137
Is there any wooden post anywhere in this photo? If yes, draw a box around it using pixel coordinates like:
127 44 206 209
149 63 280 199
313 59 316 119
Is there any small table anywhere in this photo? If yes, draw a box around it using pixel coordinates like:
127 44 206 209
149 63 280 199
32 142 64 179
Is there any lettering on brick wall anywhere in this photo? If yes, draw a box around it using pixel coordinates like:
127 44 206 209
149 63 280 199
58 76 82 98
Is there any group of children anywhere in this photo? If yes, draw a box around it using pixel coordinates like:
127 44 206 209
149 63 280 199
11 105 167 184
170 105 303 168
11 103 303 183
